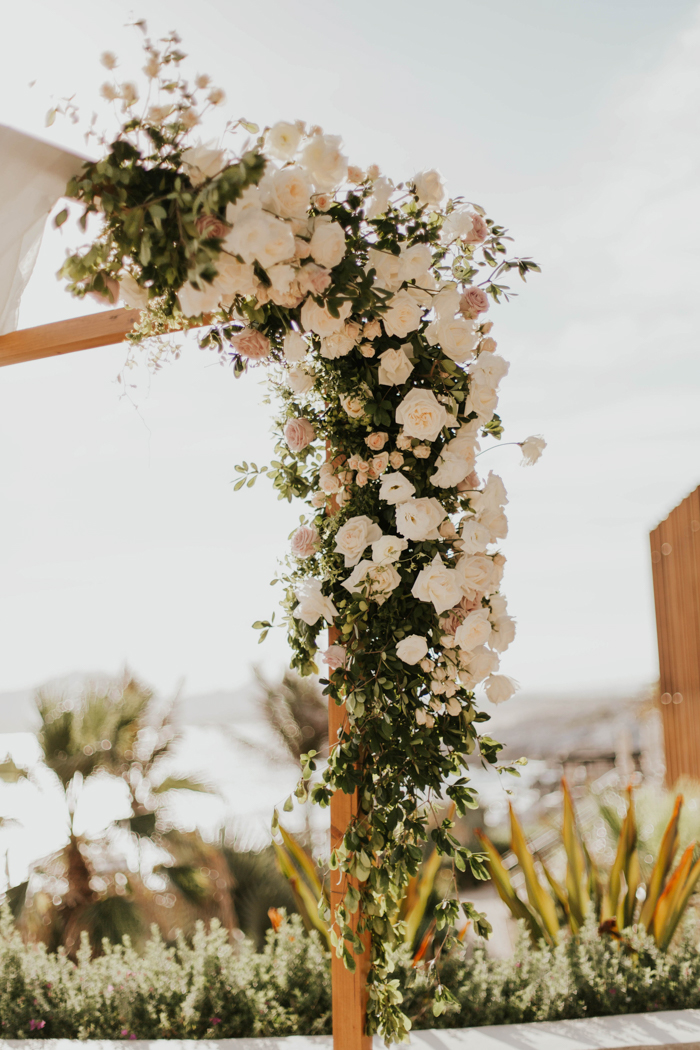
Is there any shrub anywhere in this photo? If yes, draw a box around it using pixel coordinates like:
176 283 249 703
2 908 700 1037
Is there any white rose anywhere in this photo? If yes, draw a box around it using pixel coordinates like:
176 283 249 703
455 608 492 652
460 645 500 684
382 290 424 338
396 635 429 665
441 206 477 243
225 185 263 225
320 331 355 360
371 535 408 564
259 166 312 219
411 553 463 614
340 393 365 419
227 209 295 270
459 519 491 555
485 674 518 705
395 497 446 541
432 285 461 319
214 255 258 303
479 506 508 542
309 220 346 269
266 121 303 161
287 366 314 395
283 331 308 362
489 594 508 619
365 176 394 219
413 169 445 206
300 297 352 336
293 578 338 626
470 352 509 388
430 451 471 489
342 560 401 605
395 388 448 442
445 426 479 468
456 554 495 600
300 133 348 191
520 435 547 466
399 243 433 283
426 317 479 364
368 248 402 291
465 382 498 422
470 472 508 514
334 515 383 567
182 144 227 185
266 263 296 295
489 614 516 652
378 472 416 505
178 278 222 318
377 345 414 386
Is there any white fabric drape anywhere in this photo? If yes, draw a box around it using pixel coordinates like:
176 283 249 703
0 124 85 335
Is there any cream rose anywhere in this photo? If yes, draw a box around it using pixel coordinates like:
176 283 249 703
470 353 509 388
283 331 308 362
322 644 347 671
454 608 492 652
377 345 414 386
465 383 498 422
342 560 401 605
426 317 479 364
369 453 389 478
300 133 348 190
396 634 429 665
459 519 491 555
320 330 355 360
266 121 302 161
378 472 415 505
297 263 332 296
340 393 365 419
368 248 402 291
300 296 352 336
182 144 227 185
412 169 445 206
520 435 547 466
260 166 312 219
371 535 408 564
293 578 338 626
309 220 346 269
334 515 383 567
456 554 495 600
395 497 446 541
382 290 424 339
411 554 463 614
430 451 472 489
399 243 433 283
485 674 518 705
287 366 314 395
365 432 388 451
291 525 320 559
365 176 394 219
395 388 447 442
489 614 516 652
227 209 295 270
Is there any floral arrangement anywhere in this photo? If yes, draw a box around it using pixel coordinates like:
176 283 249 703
56 27 543 1044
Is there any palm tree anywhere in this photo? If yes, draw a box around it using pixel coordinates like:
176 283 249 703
252 667 328 765
11 672 234 953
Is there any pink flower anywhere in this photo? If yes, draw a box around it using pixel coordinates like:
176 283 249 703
322 644 347 671
480 337 497 353
196 214 230 239
284 417 316 451
465 213 488 244
459 286 490 318
460 594 483 613
297 262 332 295
291 525 320 559
365 432 388 451
231 328 270 360
457 470 480 492
439 609 465 636
29 1021 45 1031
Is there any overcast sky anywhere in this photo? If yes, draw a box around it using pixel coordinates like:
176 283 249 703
0 0 699 704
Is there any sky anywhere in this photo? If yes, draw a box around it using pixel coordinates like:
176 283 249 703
0 0 699 705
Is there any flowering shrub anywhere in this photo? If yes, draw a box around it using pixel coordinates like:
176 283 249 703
57 27 544 1042
2 911 700 1037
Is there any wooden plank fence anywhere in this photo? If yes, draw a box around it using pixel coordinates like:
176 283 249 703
650 486 700 784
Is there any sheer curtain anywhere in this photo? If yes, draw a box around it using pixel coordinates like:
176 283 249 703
0 124 84 334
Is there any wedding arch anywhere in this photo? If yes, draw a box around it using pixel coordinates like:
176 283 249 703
0 29 543 1049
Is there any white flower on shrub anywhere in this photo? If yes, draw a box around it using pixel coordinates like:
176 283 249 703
396 635 429 665
395 497 446 541
411 554 463 614
520 435 547 466
293 579 338 626
485 674 518 704
334 515 383 567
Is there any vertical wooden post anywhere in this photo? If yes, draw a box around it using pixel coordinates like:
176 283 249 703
650 485 700 784
328 627 371 1050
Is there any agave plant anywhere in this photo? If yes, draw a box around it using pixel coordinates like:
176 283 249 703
273 804 462 960
476 779 700 950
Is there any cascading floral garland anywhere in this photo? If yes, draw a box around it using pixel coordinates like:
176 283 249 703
56 28 543 1043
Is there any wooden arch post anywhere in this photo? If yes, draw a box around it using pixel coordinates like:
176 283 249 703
0 310 371 1050
650 485 700 784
